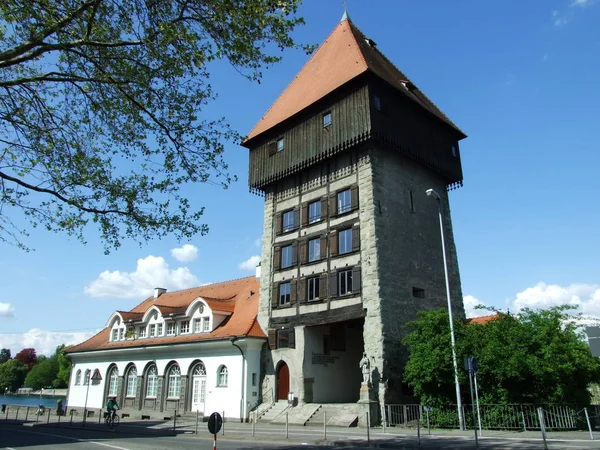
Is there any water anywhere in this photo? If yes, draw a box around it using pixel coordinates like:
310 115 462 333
1 394 66 408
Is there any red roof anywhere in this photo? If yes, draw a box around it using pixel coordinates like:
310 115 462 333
469 314 500 325
245 18 464 143
67 276 265 353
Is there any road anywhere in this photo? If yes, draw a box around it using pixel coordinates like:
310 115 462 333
2 421 600 449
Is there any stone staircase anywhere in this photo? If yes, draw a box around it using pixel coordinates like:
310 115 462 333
256 400 290 422
304 403 359 427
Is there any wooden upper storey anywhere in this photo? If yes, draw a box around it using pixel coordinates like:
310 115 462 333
242 18 466 191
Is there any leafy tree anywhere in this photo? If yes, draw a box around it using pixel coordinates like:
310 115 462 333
0 359 28 393
14 348 37 370
25 355 59 390
0 0 311 252
54 345 72 388
0 348 10 363
404 306 600 407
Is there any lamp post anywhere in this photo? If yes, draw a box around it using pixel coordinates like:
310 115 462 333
426 188 465 431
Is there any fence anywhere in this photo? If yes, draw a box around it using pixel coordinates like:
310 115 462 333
383 403 586 431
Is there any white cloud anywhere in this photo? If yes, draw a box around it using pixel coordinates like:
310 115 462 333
238 255 261 271
170 244 199 263
0 328 99 357
84 255 200 299
553 10 569 27
0 303 15 318
463 295 492 318
509 282 600 316
571 0 592 7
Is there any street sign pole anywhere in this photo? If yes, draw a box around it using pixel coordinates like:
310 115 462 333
474 371 482 437
208 412 223 450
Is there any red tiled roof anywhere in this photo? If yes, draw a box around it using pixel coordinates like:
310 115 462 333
469 314 500 325
67 277 265 353
245 18 465 142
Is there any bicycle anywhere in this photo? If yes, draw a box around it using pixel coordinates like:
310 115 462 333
104 410 120 428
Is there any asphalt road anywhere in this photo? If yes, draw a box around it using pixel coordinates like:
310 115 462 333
2 421 600 449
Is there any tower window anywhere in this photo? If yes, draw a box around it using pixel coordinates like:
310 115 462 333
279 282 291 306
323 112 332 127
338 228 352 254
337 189 352 214
277 137 285 152
308 238 321 262
308 276 320 301
413 287 425 298
451 144 458 157
281 245 293 268
338 269 353 295
282 210 296 232
308 200 321 223
373 95 382 111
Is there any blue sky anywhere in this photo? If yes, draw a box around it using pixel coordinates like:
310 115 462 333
1 0 599 355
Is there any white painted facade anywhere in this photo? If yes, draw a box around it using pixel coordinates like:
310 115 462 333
67 338 264 420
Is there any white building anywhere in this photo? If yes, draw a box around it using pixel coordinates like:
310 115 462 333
65 276 265 421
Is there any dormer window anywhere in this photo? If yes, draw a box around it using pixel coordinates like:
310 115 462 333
167 322 176 336
149 324 156 338
157 323 163 336
180 320 190 334
111 329 118 341
138 326 147 338
202 317 210 332
118 328 124 340
194 318 202 333
323 111 332 128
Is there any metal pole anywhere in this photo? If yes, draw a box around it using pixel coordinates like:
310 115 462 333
286 412 289 439
433 194 465 431
252 411 256 437
426 410 431 435
195 409 199 434
468 370 478 448
15 407 19 421
381 405 386 433
585 407 594 440
366 412 370 443
222 410 225 435
83 380 90 427
417 408 421 444
474 372 482 437
173 409 177 435
324 411 327 440
537 407 548 450
47 407 51 424
25 407 29 421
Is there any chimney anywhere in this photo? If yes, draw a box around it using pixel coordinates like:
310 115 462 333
154 287 167 299
255 262 261 280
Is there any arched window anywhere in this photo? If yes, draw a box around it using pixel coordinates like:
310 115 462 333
167 365 181 398
193 362 206 376
108 367 119 396
217 365 228 387
75 369 81 385
126 367 138 397
146 366 158 398
84 369 91 385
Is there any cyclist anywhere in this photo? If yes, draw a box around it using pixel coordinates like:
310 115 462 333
106 396 119 422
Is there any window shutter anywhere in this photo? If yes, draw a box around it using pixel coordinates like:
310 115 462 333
273 247 281 270
301 203 308 227
275 212 282 236
351 185 359 211
319 272 328 298
320 236 327 261
329 193 337 217
268 142 277 156
291 242 298 266
271 284 279 309
293 208 300 230
352 266 362 294
352 224 360 252
268 328 277 349
329 272 338 298
321 196 328 218
299 278 306 304
299 239 307 264
288 329 296 349
290 279 297 305
330 230 338 257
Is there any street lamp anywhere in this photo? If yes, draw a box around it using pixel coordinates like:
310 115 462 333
426 188 465 431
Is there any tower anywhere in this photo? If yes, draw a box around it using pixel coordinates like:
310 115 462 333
242 15 466 407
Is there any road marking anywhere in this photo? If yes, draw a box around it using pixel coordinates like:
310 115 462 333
8 428 131 450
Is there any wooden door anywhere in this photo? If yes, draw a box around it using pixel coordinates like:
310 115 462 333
277 362 289 400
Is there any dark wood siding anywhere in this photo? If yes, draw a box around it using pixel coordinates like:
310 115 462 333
247 85 371 189
369 80 464 184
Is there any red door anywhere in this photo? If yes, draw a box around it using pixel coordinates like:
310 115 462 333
277 362 289 400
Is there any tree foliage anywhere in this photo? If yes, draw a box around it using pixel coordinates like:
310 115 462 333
0 348 10 363
0 359 28 392
25 354 59 389
54 345 72 388
404 306 600 407
0 0 310 252
14 347 37 370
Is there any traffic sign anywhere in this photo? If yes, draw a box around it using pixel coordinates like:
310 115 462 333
208 411 223 435
91 369 102 381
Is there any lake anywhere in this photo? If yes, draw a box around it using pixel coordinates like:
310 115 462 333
1 394 67 408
